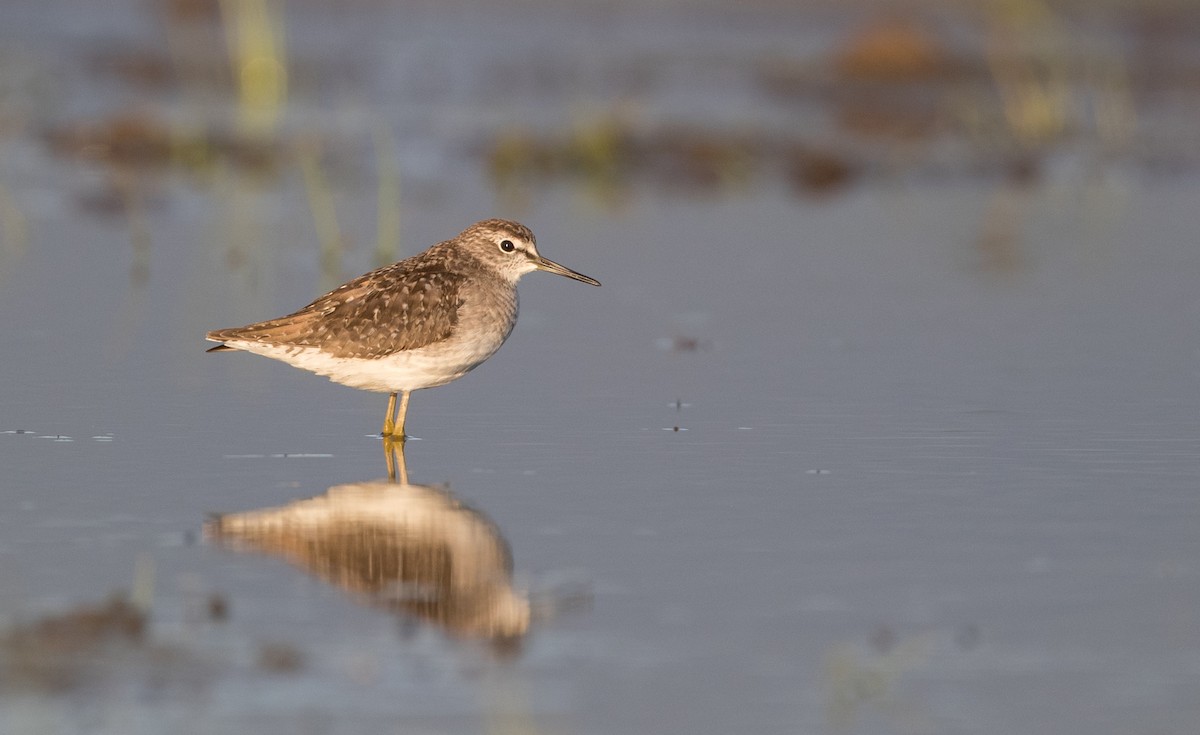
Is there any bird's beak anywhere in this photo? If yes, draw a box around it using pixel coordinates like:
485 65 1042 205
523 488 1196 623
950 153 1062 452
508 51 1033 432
534 255 601 286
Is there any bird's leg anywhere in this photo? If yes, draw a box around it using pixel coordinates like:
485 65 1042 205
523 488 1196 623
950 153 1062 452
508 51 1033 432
383 392 397 437
394 391 411 439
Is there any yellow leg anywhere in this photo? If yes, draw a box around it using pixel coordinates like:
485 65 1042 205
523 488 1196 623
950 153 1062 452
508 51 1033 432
382 392 397 437
382 391 410 439
394 391 410 439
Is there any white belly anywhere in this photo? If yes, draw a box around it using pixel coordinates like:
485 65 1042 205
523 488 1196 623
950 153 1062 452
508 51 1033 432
230 335 506 393
221 275 519 394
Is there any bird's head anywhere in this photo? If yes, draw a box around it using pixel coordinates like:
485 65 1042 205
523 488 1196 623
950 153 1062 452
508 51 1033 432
461 219 600 286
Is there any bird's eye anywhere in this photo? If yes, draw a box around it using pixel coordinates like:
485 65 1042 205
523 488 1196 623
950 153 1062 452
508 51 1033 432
499 239 516 253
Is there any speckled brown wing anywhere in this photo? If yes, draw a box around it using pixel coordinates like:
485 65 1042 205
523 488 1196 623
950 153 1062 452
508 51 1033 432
207 262 467 359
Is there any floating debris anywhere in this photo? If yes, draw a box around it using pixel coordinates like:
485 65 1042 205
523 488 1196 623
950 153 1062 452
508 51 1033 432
256 642 304 674
0 595 145 693
162 0 222 25
88 47 178 90
655 336 710 353
486 121 765 197
835 20 955 82
870 624 896 654
955 623 982 651
788 146 856 197
44 112 289 174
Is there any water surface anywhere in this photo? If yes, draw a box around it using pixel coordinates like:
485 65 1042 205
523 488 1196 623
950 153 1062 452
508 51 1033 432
1 2 1198 733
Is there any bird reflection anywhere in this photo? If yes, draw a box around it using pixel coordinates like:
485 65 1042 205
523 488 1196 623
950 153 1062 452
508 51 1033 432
205 438 530 647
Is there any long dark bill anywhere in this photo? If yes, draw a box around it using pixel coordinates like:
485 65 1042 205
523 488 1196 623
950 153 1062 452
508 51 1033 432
534 256 601 286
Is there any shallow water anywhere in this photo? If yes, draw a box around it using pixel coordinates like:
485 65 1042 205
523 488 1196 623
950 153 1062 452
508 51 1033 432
2 2 1199 734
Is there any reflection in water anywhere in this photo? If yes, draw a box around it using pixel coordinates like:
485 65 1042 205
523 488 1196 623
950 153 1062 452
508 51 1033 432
205 439 530 647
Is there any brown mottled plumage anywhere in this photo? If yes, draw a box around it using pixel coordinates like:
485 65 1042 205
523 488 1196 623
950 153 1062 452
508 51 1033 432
206 219 599 438
208 262 467 358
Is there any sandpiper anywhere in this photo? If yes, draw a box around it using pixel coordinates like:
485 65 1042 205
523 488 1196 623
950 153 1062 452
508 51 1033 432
206 219 599 438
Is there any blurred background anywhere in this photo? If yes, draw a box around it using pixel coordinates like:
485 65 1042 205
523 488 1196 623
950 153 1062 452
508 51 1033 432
0 0 1198 733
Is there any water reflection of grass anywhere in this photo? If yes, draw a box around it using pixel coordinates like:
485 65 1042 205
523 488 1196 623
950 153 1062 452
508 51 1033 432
372 122 402 267
0 181 28 282
9 0 1176 295
219 0 288 138
825 632 933 732
982 0 1135 153
36 0 407 303
298 137 347 289
44 111 288 175
297 125 404 290
486 6 1146 211
488 116 854 205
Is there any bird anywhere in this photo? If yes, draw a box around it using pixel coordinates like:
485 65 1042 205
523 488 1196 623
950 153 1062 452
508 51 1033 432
206 219 600 438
